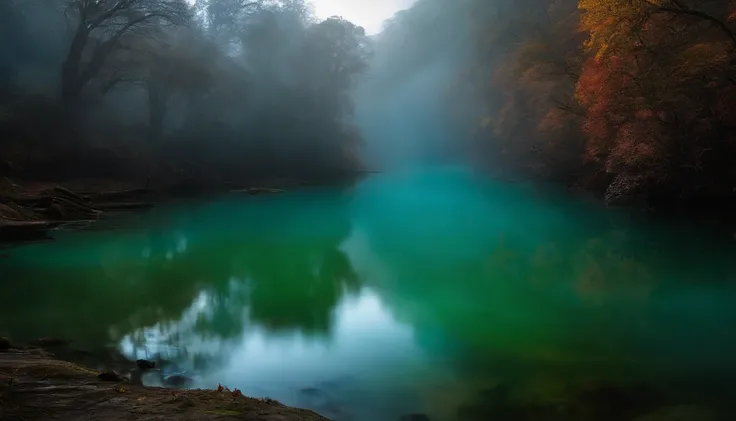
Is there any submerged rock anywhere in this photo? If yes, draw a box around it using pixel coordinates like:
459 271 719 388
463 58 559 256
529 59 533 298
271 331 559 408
0 337 11 351
300 387 323 396
163 374 193 388
98 371 124 382
136 359 156 370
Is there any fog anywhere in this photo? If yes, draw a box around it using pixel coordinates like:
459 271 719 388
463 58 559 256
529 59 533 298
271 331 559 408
353 0 473 169
0 0 488 185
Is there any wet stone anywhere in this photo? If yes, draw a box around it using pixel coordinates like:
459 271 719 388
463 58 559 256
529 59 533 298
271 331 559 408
136 359 156 370
98 371 124 382
163 374 193 388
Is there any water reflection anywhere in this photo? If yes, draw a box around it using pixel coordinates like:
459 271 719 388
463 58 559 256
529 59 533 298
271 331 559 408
2 168 736 420
0 188 359 348
342 168 736 419
119 285 430 420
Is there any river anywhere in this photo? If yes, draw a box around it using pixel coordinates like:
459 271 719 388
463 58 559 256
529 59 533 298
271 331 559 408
2 166 736 420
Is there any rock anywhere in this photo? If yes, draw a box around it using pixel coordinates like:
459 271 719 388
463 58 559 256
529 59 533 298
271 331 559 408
46 203 68 220
0 220 59 242
0 337 11 351
136 359 156 370
0 203 23 220
399 414 431 421
33 337 69 347
28 348 54 358
604 174 648 207
300 387 322 396
98 371 124 382
163 374 193 388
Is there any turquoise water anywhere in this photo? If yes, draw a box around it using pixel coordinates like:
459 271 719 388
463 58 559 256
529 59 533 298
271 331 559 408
2 166 736 420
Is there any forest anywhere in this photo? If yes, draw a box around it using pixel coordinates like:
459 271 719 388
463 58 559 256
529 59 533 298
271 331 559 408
3 0 736 208
0 0 370 187
368 0 736 208
5 2 736 421
470 0 736 207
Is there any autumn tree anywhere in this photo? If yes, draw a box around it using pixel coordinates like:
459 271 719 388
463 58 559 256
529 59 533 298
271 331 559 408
458 0 585 179
576 0 736 202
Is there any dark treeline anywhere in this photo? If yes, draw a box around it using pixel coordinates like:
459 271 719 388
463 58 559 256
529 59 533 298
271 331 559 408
374 0 736 207
5 0 736 208
0 0 370 184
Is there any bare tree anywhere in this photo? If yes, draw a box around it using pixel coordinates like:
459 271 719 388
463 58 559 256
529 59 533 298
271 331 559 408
61 0 190 104
192 0 263 46
101 28 218 141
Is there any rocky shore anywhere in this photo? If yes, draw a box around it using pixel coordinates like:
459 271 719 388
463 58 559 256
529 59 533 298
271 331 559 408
0 177 289 244
0 338 328 421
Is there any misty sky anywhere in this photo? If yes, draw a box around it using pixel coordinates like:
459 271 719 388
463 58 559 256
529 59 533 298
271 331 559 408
310 0 416 34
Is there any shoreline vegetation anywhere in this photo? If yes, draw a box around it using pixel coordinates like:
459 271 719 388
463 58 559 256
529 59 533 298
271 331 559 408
0 337 329 421
2 0 373 246
373 0 736 211
5 0 736 418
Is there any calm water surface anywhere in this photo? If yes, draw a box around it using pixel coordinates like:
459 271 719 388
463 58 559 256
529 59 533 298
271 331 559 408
2 166 736 420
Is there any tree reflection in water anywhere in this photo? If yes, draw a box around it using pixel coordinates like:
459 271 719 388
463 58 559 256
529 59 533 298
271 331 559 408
111 189 362 377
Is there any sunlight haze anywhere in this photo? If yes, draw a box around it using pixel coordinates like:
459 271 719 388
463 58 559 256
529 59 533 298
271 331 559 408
310 0 415 34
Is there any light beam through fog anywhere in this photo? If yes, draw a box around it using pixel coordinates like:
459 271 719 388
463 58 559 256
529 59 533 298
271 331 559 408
351 0 474 170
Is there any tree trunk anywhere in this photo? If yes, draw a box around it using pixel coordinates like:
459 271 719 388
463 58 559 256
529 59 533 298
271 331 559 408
61 21 89 104
147 81 169 142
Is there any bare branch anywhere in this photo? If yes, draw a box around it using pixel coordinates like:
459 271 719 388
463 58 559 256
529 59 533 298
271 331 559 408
61 0 191 102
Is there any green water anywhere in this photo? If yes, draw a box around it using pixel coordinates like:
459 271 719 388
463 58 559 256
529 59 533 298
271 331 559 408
3 166 736 420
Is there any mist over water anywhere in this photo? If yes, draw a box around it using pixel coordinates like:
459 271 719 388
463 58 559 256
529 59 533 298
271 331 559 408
354 60 457 169
3 167 736 420
5 1 736 421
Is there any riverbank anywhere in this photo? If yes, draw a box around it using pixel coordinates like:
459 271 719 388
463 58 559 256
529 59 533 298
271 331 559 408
0 174 352 244
0 339 329 420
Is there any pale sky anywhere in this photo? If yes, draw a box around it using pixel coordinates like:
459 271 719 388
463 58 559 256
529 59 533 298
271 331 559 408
310 0 416 34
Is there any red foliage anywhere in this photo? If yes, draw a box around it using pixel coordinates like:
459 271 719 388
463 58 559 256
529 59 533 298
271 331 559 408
466 0 736 198
576 57 629 163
